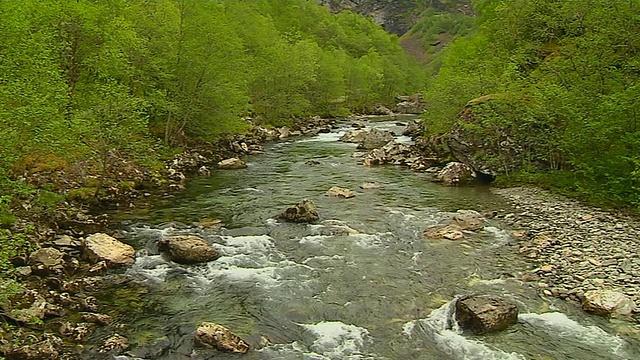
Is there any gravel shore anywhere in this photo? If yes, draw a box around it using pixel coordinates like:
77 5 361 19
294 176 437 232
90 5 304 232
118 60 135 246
492 187 640 317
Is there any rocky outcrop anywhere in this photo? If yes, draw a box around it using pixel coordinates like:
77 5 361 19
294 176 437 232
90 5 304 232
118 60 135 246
340 129 368 143
582 290 635 317
435 162 475 186
28 248 65 275
195 322 249 354
6 334 63 360
402 120 423 138
357 129 395 150
158 235 220 264
395 94 425 114
279 199 319 223
217 158 247 170
455 296 518 334
99 334 129 353
83 233 135 267
326 186 355 198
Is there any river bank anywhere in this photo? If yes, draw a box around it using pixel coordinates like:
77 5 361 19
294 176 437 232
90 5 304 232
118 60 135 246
493 187 640 321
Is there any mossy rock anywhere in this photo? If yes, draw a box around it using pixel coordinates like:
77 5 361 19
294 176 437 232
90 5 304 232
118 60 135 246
66 187 97 202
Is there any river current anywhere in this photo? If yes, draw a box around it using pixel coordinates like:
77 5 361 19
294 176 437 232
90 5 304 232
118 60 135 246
87 117 640 360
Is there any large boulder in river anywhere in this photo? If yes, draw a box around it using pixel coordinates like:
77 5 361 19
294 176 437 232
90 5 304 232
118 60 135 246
435 162 475 186
357 129 395 150
84 233 135 267
582 290 635 317
158 235 220 264
279 199 319 223
340 129 367 143
217 158 247 170
195 322 249 353
452 210 485 231
455 296 518 334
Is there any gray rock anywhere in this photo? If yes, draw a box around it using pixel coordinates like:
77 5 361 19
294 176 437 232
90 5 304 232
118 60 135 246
279 199 319 223
357 129 395 150
158 235 219 264
326 186 355 198
84 233 135 267
436 162 475 186
455 296 518 334
582 290 635 317
29 248 65 275
195 322 249 354
217 158 247 170
452 210 485 231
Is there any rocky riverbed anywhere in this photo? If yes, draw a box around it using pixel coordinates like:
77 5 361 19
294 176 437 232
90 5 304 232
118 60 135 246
493 187 640 320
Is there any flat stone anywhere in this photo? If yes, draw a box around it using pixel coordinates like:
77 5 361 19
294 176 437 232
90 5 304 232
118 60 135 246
84 233 135 267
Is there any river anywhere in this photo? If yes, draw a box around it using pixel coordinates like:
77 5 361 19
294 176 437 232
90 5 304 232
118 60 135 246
86 117 640 360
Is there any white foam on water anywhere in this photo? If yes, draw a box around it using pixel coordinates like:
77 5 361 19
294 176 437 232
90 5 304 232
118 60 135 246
125 254 172 282
297 131 345 143
300 235 332 246
349 233 383 248
483 227 512 246
403 301 525 360
303 321 372 359
519 312 630 357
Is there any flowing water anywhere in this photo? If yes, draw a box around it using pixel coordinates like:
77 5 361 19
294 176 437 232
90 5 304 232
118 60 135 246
88 117 640 360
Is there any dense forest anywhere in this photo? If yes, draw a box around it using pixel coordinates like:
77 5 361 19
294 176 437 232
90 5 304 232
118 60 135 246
0 0 422 185
421 0 640 208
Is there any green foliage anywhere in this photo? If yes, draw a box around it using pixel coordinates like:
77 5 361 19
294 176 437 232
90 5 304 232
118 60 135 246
423 0 640 209
0 229 32 272
0 0 421 178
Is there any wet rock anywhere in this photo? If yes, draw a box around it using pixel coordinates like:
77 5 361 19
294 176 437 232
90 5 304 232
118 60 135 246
371 104 394 116
357 129 395 150
194 322 249 354
305 160 321 166
7 334 63 360
455 296 519 334
59 321 91 342
279 199 319 223
339 129 367 143
28 248 65 275
451 210 485 231
81 312 113 325
99 333 129 353
217 158 247 170
326 186 355 198
158 235 220 264
363 148 386 166
198 166 211 176
84 233 135 267
423 224 464 240
582 290 635 317
402 120 423 138
435 162 475 186
360 182 382 189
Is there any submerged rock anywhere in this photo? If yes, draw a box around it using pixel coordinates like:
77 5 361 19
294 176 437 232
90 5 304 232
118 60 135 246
582 290 635 317
423 224 464 240
195 322 249 354
435 162 475 186
455 296 518 334
217 157 247 170
451 210 485 231
279 199 319 223
158 235 220 264
99 333 129 353
84 233 135 267
326 186 355 198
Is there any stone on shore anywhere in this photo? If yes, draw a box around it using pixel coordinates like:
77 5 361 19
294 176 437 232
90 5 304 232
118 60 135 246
455 296 519 334
436 162 475 186
279 199 319 223
195 322 249 354
582 290 635 317
217 158 247 170
29 247 65 275
158 235 220 264
84 233 135 267
326 186 355 198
